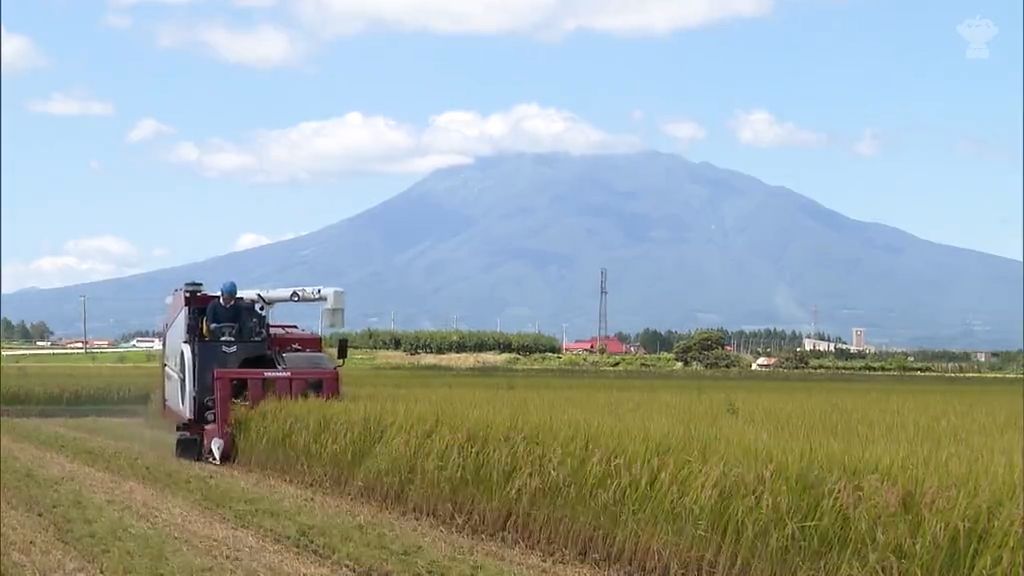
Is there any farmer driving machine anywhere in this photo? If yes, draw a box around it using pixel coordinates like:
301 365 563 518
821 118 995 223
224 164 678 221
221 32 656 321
162 281 348 464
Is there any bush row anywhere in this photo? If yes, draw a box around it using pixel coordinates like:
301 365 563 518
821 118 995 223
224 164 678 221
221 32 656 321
328 329 560 355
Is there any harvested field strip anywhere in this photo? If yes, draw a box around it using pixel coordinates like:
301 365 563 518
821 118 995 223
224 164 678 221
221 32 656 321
0 496 97 576
0 418 594 576
0 447 210 575
45 417 595 576
2 436 340 576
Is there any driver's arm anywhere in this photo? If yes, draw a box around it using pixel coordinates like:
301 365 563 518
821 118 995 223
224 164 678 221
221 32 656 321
204 300 219 338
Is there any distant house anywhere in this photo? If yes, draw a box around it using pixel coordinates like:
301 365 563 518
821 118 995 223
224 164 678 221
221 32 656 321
64 339 112 349
563 337 630 355
751 356 778 370
128 337 162 349
626 343 647 355
974 351 992 362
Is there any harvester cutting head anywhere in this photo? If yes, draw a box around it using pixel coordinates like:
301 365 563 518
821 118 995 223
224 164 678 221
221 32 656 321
161 281 348 464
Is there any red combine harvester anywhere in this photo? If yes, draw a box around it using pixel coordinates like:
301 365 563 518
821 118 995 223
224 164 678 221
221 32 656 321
162 281 348 464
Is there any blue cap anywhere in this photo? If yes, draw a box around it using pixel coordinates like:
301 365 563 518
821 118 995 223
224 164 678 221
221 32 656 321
221 281 237 297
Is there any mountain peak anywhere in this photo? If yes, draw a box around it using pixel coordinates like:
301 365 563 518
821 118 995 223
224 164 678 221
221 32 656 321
2 152 1021 347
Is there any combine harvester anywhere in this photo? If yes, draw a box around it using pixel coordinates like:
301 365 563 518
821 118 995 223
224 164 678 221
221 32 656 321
162 281 348 464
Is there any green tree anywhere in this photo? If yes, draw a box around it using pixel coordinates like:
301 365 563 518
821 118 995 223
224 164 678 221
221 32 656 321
28 321 53 341
778 349 810 370
673 330 740 368
0 317 15 341
14 320 32 341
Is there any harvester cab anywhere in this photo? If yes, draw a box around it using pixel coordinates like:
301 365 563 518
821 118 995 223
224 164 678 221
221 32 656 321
162 281 348 464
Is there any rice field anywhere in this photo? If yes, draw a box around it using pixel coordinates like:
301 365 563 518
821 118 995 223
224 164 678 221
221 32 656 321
1 364 1021 575
0 365 154 409
236 370 1023 575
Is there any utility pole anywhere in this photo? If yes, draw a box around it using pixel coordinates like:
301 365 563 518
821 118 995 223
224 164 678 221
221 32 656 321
80 295 88 354
598 268 608 350
561 323 567 352
497 317 501 333
390 311 396 332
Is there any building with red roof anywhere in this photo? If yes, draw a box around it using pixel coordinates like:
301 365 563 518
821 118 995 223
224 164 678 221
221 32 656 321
563 336 629 355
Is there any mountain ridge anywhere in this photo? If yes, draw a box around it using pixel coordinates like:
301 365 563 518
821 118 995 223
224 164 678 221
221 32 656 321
3 151 1021 348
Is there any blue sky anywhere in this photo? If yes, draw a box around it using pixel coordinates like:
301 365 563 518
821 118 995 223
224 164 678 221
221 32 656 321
2 0 1021 292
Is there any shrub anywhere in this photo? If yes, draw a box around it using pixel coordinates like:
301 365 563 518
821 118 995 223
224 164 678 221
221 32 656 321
328 330 559 355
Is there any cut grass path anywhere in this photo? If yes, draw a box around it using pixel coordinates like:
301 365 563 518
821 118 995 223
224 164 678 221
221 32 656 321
0 417 596 576
0 495 97 576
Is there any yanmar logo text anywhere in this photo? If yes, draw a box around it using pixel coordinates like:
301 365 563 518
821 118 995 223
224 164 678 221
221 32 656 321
262 371 292 377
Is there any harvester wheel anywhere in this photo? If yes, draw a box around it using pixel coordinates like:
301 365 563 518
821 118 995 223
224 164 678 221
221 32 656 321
174 434 201 461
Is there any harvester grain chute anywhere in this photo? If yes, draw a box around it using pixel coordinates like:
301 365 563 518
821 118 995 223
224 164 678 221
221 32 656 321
161 281 348 464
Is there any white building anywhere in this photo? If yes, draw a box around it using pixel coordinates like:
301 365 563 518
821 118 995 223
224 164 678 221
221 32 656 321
128 337 162 349
802 338 836 352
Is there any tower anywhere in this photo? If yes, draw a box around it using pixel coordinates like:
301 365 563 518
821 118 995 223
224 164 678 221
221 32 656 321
852 327 865 349
598 268 608 348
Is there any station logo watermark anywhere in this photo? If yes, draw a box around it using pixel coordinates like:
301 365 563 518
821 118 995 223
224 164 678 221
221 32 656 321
957 16 998 59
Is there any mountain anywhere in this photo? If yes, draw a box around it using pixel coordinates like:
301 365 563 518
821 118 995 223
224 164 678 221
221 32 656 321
3 152 1022 348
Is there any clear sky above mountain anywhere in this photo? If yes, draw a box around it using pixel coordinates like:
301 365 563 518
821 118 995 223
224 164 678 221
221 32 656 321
2 0 1021 292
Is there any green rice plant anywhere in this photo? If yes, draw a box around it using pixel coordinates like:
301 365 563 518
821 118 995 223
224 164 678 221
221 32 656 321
0 350 160 365
0 365 156 407
234 369 1023 576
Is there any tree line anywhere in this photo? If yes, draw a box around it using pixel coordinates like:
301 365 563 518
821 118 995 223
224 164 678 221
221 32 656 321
117 329 163 342
328 329 560 355
0 317 54 342
615 327 845 356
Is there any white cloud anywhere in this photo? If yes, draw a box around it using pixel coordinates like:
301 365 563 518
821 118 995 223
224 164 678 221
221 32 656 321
1 235 144 293
661 120 706 146
169 140 259 176
234 0 277 6
64 235 139 261
730 109 825 148
159 23 303 68
151 247 170 257
233 232 298 251
103 13 134 29
89 160 103 172
126 117 176 143
630 109 645 121
234 233 272 251
422 104 636 155
292 0 772 37
27 92 115 117
1 24 46 72
169 103 637 181
852 128 880 157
